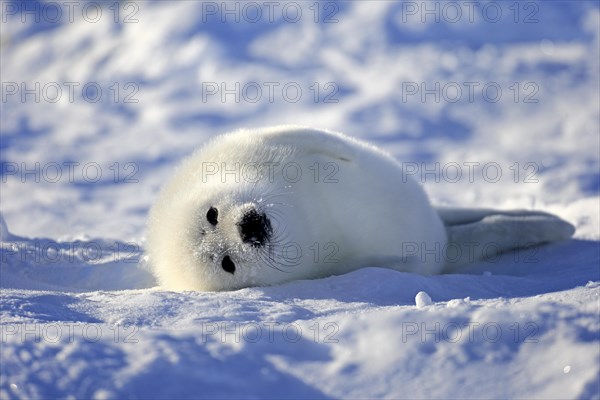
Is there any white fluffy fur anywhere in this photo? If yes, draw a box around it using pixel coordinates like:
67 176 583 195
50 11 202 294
147 126 446 291
147 126 574 291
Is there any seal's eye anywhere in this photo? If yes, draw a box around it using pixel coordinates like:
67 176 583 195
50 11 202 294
207 207 218 225
221 255 235 274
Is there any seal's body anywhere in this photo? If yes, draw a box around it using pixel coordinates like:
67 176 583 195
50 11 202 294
147 126 574 291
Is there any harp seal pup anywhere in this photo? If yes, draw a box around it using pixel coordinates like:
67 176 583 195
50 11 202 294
146 126 574 291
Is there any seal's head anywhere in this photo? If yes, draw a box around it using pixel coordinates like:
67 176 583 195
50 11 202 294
197 199 275 277
147 127 334 291
147 177 301 291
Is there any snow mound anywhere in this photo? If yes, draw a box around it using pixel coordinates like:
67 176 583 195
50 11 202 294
415 291 433 308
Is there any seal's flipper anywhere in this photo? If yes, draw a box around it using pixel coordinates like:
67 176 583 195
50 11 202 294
437 207 575 271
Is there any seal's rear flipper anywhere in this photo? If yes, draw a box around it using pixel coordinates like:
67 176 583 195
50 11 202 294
436 207 575 271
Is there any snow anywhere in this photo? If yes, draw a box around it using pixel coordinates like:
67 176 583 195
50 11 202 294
0 212 11 241
1 1 599 398
415 291 433 308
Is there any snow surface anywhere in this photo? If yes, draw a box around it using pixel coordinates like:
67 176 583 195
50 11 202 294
1 1 599 398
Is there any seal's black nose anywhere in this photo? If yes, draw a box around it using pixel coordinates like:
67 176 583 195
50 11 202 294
238 209 272 247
